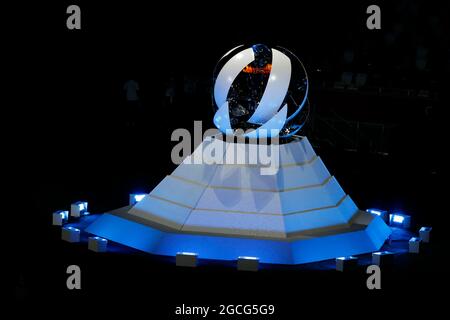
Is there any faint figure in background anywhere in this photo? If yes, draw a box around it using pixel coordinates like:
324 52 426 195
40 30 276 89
183 75 197 96
165 77 176 106
124 79 140 103
123 79 140 127
415 46 428 71
343 48 355 65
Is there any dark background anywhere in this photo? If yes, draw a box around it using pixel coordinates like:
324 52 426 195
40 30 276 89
12 0 446 316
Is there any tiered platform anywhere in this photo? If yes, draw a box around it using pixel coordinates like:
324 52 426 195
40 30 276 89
86 136 391 264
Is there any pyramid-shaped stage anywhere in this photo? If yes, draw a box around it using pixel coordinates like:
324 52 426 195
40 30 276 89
86 136 391 264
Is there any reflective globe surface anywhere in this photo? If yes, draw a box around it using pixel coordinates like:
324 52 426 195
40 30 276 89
212 44 309 138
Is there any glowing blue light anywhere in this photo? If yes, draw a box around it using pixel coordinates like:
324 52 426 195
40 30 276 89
373 251 391 256
130 193 147 205
367 209 382 216
134 194 146 202
337 256 356 260
410 237 419 242
389 212 411 228
93 236 107 242
366 209 389 223
56 210 69 220
238 256 259 260
177 252 198 256
78 203 85 210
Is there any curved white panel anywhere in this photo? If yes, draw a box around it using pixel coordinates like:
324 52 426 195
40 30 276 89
213 101 232 132
286 85 308 123
214 48 255 107
220 44 244 60
247 48 291 124
244 104 288 138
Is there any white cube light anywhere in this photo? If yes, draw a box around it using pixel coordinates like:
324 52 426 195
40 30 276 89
62 226 81 243
336 256 358 272
88 236 108 252
129 194 146 206
408 237 421 254
70 201 88 218
52 210 69 226
389 212 411 229
176 252 198 267
372 251 394 267
419 227 432 243
237 256 259 272
366 208 389 223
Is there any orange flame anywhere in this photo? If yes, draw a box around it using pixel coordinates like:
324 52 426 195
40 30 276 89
242 64 272 74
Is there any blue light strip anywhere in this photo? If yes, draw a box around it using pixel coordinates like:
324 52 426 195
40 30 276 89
85 213 391 265
367 209 382 215
214 48 255 109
